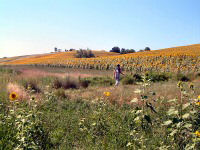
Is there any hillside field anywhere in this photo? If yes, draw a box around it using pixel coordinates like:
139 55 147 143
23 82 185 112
1 44 200 73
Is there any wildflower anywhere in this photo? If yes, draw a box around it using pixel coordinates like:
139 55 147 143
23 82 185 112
195 131 200 137
196 102 200 106
104 92 110 97
198 95 200 100
9 92 18 101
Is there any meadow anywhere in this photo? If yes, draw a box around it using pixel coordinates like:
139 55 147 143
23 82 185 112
0 65 199 149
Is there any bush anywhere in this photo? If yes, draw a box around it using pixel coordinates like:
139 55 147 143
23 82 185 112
52 77 78 90
23 80 41 93
110 46 120 53
54 89 68 99
133 73 143 82
79 80 89 88
62 78 78 89
53 79 63 89
145 72 170 82
75 49 95 58
121 75 135 85
176 73 190 82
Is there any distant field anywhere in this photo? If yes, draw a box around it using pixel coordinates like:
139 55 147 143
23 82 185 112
1 44 200 73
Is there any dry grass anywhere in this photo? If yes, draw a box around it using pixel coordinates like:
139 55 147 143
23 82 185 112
7 83 29 100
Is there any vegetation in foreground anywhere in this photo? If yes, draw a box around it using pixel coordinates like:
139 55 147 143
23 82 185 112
0 67 200 149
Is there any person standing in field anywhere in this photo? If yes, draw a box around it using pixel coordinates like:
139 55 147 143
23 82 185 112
114 64 124 86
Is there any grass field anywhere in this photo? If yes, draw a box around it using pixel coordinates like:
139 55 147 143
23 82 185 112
0 66 200 149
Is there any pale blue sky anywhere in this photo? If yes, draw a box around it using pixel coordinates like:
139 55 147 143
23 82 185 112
0 0 199 57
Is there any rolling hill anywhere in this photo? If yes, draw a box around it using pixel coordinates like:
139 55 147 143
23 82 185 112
1 44 200 73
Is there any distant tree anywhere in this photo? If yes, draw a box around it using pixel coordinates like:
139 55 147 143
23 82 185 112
120 48 126 54
139 49 144 52
75 50 95 58
69 49 75 51
144 47 151 51
120 48 135 54
129 49 136 53
54 47 58 52
110 46 120 53
88 50 95 57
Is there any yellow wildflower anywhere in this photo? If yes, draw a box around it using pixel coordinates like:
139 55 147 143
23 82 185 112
198 95 200 100
195 131 200 137
104 92 110 97
9 92 18 101
196 102 200 106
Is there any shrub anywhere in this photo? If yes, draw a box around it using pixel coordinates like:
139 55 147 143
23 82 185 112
75 49 95 58
62 78 78 89
176 73 190 82
54 89 68 99
53 79 63 89
133 73 143 82
79 80 89 88
23 80 41 93
110 46 120 53
121 75 135 85
52 77 78 90
145 72 170 82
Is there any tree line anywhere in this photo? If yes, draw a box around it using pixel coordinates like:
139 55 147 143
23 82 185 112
110 46 151 54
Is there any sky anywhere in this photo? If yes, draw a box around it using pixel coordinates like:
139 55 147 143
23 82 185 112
0 0 200 57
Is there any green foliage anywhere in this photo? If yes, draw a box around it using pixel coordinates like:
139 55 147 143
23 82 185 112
145 72 170 82
52 77 78 90
0 67 21 75
176 73 190 82
121 75 135 85
75 49 95 58
0 99 52 149
54 89 68 99
81 76 115 86
0 67 200 149
22 80 41 93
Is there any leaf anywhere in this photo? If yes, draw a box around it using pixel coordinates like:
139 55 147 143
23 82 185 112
182 103 190 110
184 123 192 129
167 108 178 116
190 110 197 114
169 129 178 136
182 113 190 119
130 98 138 103
134 116 140 121
135 110 143 115
163 120 173 126
176 122 182 128
168 99 177 103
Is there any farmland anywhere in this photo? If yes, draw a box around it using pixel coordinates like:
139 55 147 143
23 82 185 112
0 44 200 149
1 44 200 73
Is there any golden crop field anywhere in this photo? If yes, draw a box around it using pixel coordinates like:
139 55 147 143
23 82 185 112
1 44 200 73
